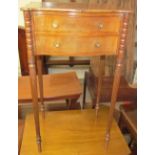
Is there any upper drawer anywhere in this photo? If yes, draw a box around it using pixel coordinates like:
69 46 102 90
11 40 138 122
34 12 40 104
34 34 118 56
32 13 121 34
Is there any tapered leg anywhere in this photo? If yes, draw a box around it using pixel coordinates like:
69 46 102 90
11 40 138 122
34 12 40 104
95 56 105 116
37 56 45 116
23 10 42 152
29 65 42 152
105 13 129 143
105 63 122 143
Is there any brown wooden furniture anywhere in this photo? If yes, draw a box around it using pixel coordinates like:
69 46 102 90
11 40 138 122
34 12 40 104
119 101 137 155
89 0 136 87
20 108 130 155
35 0 89 70
19 24 89 75
18 25 82 110
83 71 137 108
18 26 47 75
18 71 82 109
46 56 90 67
21 1 131 152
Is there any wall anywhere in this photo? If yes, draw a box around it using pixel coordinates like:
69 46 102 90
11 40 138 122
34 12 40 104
18 0 41 26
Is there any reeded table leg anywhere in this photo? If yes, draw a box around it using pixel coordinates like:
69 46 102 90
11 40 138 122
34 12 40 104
105 13 129 143
24 10 42 152
95 56 105 116
37 56 45 118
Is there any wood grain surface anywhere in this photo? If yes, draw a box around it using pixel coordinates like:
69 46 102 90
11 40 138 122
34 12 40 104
22 1 131 151
20 108 130 155
18 72 82 103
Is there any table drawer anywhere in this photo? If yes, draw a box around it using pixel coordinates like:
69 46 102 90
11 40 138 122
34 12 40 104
32 13 121 34
35 35 118 56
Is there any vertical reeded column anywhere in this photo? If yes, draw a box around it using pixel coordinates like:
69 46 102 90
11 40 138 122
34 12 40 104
23 10 42 152
95 56 105 116
105 13 129 142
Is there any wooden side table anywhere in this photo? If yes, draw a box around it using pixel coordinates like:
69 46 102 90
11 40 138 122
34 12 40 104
21 1 132 152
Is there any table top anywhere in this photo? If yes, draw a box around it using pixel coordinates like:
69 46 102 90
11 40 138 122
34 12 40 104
20 108 130 155
21 0 133 13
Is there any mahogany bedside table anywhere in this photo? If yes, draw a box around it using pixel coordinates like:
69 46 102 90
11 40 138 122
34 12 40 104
21 1 132 154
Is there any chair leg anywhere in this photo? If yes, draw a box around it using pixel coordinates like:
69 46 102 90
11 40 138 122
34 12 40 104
82 72 87 109
69 98 80 109
37 56 45 116
118 111 123 130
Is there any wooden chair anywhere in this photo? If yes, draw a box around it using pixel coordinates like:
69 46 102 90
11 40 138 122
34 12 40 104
18 71 82 109
21 2 131 152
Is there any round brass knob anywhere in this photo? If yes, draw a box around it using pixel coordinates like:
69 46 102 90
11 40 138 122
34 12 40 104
95 42 101 48
98 23 104 29
54 42 60 48
52 22 59 28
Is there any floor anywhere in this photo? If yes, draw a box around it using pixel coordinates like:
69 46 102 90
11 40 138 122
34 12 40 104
20 108 130 155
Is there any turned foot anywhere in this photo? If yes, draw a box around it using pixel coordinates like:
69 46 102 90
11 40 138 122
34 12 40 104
95 103 99 116
37 137 42 152
105 132 110 143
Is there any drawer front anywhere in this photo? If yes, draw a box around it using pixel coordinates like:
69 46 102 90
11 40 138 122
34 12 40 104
35 34 118 56
32 13 121 34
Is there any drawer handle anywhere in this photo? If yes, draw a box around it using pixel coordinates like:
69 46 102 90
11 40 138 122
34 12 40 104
95 42 101 48
52 22 59 28
54 42 61 48
98 23 104 29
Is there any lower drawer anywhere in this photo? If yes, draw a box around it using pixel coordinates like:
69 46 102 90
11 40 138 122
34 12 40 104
34 35 118 56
